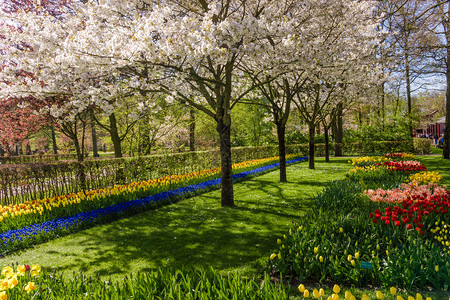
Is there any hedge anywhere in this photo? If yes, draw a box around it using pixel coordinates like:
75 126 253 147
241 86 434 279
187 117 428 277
0 141 415 205
0 145 307 205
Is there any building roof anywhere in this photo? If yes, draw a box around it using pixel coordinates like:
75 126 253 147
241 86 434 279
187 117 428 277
436 116 446 124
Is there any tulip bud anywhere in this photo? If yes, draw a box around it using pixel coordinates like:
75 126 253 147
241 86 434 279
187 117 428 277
332 284 340 294
390 287 397 295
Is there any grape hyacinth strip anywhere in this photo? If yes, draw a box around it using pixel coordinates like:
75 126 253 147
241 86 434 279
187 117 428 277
0 156 308 254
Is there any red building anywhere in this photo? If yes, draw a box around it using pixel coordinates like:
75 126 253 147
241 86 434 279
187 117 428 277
426 116 446 137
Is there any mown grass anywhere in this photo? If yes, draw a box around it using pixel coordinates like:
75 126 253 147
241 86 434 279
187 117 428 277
416 155 450 186
1 158 350 281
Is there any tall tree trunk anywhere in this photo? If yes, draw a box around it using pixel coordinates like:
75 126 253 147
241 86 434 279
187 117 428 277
444 14 450 159
324 122 330 163
308 122 315 169
109 113 123 158
217 119 234 207
335 102 343 156
405 52 413 138
276 123 287 182
140 117 151 155
109 113 125 184
189 108 196 152
445 71 450 159
380 82 385 131
90 110 99 157
73 134 87 190
51 127 58 154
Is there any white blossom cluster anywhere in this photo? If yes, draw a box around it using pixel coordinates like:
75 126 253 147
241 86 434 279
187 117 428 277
0 0 383 121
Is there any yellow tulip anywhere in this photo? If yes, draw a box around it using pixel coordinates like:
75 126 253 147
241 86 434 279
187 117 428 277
332 294 340 300
319 256 323 263
312 289 320 299
408 296 415 300
355 252 360 260
347 255 352 261
319 288 325 296
31 265 41 277
304 289 310 298
390 287 397 295
435 265 439 272
333 284 340 294
416 293 422 300
344 291 351 299
351 260 356 267
376 290 383 299
350 296 356 300
270 253 276 260
361 295 370 300
298 284 306 293
397 296 404 300
278 252 282 260
314 247 319 254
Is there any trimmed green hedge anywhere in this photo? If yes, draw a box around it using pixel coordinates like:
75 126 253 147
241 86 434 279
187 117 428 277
0 145 306 205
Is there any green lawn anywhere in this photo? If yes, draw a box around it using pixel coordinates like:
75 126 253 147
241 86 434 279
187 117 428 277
417 155 450 186
1 157 350 281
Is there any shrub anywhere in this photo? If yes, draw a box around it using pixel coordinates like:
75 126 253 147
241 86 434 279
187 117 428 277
413 138 432 154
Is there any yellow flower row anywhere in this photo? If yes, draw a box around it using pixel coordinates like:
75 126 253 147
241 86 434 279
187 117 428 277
298 283 434 300
398 153 416 160
409 171 442 185
431 221 450 254
348 165 380 174
349 156 390 166
0 156 291 223
348 165 395 174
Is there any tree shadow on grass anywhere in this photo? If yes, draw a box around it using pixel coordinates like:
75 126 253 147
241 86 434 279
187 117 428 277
42 200 295 279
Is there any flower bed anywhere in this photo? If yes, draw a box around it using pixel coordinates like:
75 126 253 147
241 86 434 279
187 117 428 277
0 267 290 299
268 153 450 291
0 156 308 254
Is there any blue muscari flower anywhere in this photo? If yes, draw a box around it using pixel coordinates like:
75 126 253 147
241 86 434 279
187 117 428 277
0 156 307 253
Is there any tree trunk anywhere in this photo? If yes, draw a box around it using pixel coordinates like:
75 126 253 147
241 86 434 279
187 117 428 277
140 117 151 155
335 102 343 156
72 135 87 190
189 108 196 152
90 110 99 157
276 123 287 182
380 82 385 131
308 122 315 169
217 119 234 207
51 127 58 154
109 113 123 158
109 113 125 183
444 15 450 159
324 123 330 163
405 52 413 138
